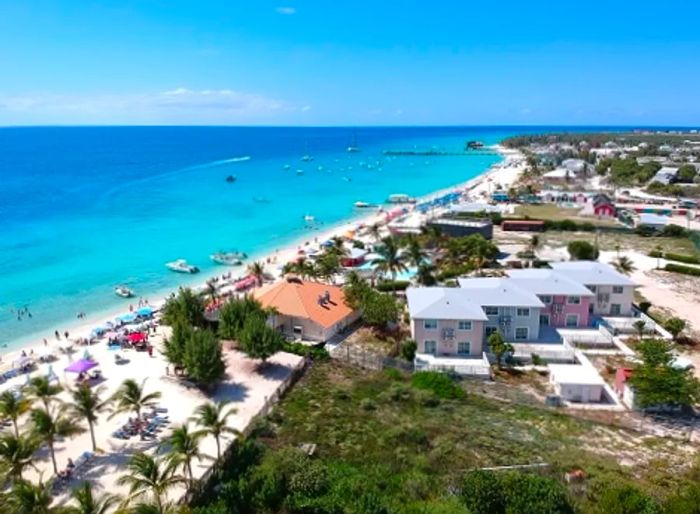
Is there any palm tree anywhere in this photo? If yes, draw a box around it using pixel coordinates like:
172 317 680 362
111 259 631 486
204 280 218 303
529 234 540 255
6 479 58 514
64 481 120 514
0 390 32 436
161 424 204 484
30 405 85 476
403 235 427 268
0 433 40 481
415 263 437 286
367 223 382 244
69 384 108 452
371 236 407 284
190 401 239 460
26 376 63 410
117 453 182 514
654 244 663 269
326 236 350 259
612 255 636 276
247 261 265 287
633 320 647 338
419 225 444 249
109 379 162 422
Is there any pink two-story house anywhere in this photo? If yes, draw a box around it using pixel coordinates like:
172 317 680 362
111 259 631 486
506 269 594 328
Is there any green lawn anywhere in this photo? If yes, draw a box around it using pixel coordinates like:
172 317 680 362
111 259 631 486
542 230 700 257
514 204 618 227
193 361 700 513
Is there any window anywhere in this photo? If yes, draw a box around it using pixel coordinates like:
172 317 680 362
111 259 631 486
565 314 579 327
540 295 552 304
610 304 621 316
539 314 550 326
485 326 498 337
516 308 530 317
424 340 437 355
567 296 581 305
457 342 471 355
457 320 472 331
515 327 529 340
423 319 437 330
612 286 624 294
484 306 498 316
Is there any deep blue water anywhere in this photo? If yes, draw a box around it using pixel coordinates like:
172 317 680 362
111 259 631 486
0 125 552 348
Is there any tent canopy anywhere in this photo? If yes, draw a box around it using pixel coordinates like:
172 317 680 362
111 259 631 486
64 359 98 374
127 332 146 343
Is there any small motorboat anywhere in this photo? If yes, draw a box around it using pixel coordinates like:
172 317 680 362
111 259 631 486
225 175 236 183
210 252 244 266
342 176 352 182
354 201 372 208
387 194 417 204
166 259 199 274
283 164 291 170
115 285 134 298
301 155 314 162
304 215 315 222
296 169 304 175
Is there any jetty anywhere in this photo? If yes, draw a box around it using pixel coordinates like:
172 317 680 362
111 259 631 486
382 149 500 156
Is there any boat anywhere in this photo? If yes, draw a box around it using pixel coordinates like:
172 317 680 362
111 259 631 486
283 164 291 170
225 175 236 183
466 140 485 150
296 169 304 175
342 176 352 182
166 259 199 274
354 201 372 208
301 155 314 162
387 193 417 204
347 133 360 153
210 252 245 266
304 215 315 222
115 285 134 298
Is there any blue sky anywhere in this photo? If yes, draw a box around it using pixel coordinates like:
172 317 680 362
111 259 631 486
1 0 699 126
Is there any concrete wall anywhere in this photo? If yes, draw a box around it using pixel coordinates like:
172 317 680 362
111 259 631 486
552 381 604 403
411 318 486 356
272 310 361 342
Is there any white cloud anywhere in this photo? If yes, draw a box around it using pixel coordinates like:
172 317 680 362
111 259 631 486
300 105 312 112
0 88 300 124
275 6 296 15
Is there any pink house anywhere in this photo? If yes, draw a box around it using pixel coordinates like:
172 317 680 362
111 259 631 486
506 269 595 328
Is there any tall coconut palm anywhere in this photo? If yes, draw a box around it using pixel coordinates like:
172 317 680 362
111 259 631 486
116 452 182 514
247 261 265 287
30 405 84 476
64 481 120 514
326 236 349 258
190 401 239 460
371 236 407 283
403 235 427 268
529 234 541 254
109 379 162 422
0 432 40 481
161 424 204 484
69 384 108 452
367 224 382 244
612 255 636 276
6 479 58 514
0 390 32 436
204 280 218 303
26 376 63 410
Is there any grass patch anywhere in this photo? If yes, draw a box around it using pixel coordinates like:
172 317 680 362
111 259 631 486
515 204 618 227
411 371 465 399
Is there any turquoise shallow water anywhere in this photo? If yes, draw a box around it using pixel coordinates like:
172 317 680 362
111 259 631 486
0 126 515 349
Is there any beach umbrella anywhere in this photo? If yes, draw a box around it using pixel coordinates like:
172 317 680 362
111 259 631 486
136 306 154 317
117 312 137 324
64 359 98 374
127 332 146 343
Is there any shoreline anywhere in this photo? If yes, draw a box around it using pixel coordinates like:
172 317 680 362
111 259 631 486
0 145 523 364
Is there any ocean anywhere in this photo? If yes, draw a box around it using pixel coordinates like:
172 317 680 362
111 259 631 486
0 126 519 349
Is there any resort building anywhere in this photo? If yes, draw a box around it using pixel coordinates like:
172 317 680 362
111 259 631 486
256 278 360 342
457 277 545 342
579 193 616 218
506 269 594 328
549 261 636 316
406 287 488 357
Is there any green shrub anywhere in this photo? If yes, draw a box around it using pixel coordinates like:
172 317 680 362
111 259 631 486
360 398 377 411
400 339 418 361
282 341 330 360
665 263 700 276
649 250 700 264
411 371 465 399
383 367 404 381
376 280 411 292
638 301 652 314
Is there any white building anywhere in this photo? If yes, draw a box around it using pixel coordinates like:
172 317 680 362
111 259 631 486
549 364 605 403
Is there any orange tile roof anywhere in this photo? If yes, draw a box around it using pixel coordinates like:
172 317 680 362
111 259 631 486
255 280 356 328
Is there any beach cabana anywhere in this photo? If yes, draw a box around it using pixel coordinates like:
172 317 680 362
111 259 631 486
64 359 98 374
127 332 147 343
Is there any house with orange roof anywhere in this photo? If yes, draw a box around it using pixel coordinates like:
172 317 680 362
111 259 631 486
255 277 361 342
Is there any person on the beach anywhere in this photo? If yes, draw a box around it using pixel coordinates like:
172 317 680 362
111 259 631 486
43 338 48 346
64 331 69 339
55 330 60 340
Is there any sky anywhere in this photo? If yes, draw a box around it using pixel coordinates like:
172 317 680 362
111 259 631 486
1 0 699 126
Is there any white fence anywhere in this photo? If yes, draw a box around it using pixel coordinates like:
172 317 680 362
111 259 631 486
414 352 492 378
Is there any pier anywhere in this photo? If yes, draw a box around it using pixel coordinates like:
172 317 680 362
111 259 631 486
382 149 500 156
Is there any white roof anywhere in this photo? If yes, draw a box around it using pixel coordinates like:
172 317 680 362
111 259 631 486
406 288 488 321
450 202 501 214
658 166 679 176
638 213 668 226
457 277 544 308
543 168 574 179
550 261 636 287
347 247 369 259
549 364 605 385
506 269 595 296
